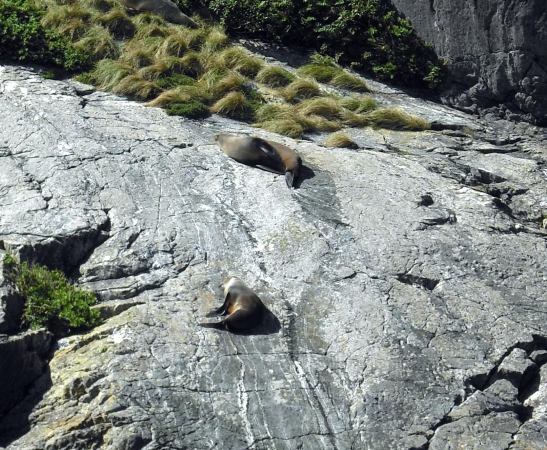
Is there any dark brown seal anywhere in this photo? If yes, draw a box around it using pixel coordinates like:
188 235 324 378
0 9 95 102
214 134 302 188
199 277 265 332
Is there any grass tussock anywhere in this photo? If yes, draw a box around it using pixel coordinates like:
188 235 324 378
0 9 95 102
157 32 188 58
255 65 295 88
280 79 320 102
145 88 192 107
165 100 210 119
330 72 369 92
297 64 339 83
340 95 377 113
90 58 133 90
323 131 359 149
120 47 155 69
220 47 264 77
297 59 369 92
366 108 431 131
297 97 345 121
112 74 159 99
74 25 118 61
96 8 135 38
211 91 255 121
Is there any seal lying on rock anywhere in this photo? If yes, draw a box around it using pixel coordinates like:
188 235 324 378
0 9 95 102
118 0 199 28
199 277 265 332
214 134 302 188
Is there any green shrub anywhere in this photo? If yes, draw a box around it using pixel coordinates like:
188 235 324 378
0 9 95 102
156 73 195 90
0 0 88 70
165 99 210 118
4 255 101 337
181 0 447 89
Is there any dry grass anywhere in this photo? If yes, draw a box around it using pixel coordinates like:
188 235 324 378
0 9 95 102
74 25 118 61
112 74 159 99
297 97 345 121
157 32 188 58
96 8 135 38
340 95 377 113
297 64 339 83
366 108 431 130
255 66 295 87
297 61 369 92
330 72 369 92
323 132 359 149
220 47 264 77
145 88 192 107
211 91 254 121
280 79 320 102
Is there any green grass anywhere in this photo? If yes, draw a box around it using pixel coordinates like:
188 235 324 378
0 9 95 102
25 0 431 136
211 91 255 121
255 65 295 87
297 59 369 92
365 108 431 131
3 254 102 337
165 100 210 118
280 79 320 102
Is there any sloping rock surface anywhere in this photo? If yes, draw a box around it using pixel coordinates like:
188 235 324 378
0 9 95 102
0 64 547 449
391 0 547 125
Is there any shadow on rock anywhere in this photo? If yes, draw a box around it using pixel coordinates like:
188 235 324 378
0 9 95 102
235 308 281 336
0 367 52 447
200 308 281 336
294 165 315 189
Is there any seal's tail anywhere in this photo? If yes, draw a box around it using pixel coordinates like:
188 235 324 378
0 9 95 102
198 321 225 330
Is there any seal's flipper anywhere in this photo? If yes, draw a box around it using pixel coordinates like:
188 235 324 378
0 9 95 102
206 292 232 317
198 321 225 329
254 139 283 164
285 171 295 188
255 165 284 175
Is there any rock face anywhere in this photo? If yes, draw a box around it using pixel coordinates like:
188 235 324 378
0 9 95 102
0 63 547 449
391 0 547 125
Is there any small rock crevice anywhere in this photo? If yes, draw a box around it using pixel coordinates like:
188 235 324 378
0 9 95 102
396 273 440 291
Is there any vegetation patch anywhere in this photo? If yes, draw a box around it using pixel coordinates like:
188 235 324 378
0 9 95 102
182 0 448 89
255 65 295 88
0 0 88 70
323 131 359 149
297 55 369 92
165 99 210 118
14 0 431 137
3 254 102 337
365 107 431 131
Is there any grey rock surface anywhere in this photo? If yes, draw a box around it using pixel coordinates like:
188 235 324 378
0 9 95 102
391 0 547 125
0 63 546 449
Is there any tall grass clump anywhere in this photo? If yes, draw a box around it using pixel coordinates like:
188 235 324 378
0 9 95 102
323 131 359 149
366 108 431 130
211 91 255 121
255 65 295 87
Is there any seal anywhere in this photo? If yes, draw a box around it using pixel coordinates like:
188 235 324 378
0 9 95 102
119 0 199 28
199 277 265 332
214 134 302 188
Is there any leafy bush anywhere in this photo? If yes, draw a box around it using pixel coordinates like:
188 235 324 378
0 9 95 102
0 0 88 70
166 99 210 118
4 255 101 337
180 0 447 88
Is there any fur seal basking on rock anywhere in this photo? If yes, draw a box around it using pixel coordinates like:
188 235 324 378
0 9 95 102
214 134 302 188
199 277 265 332
119 0 199 28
